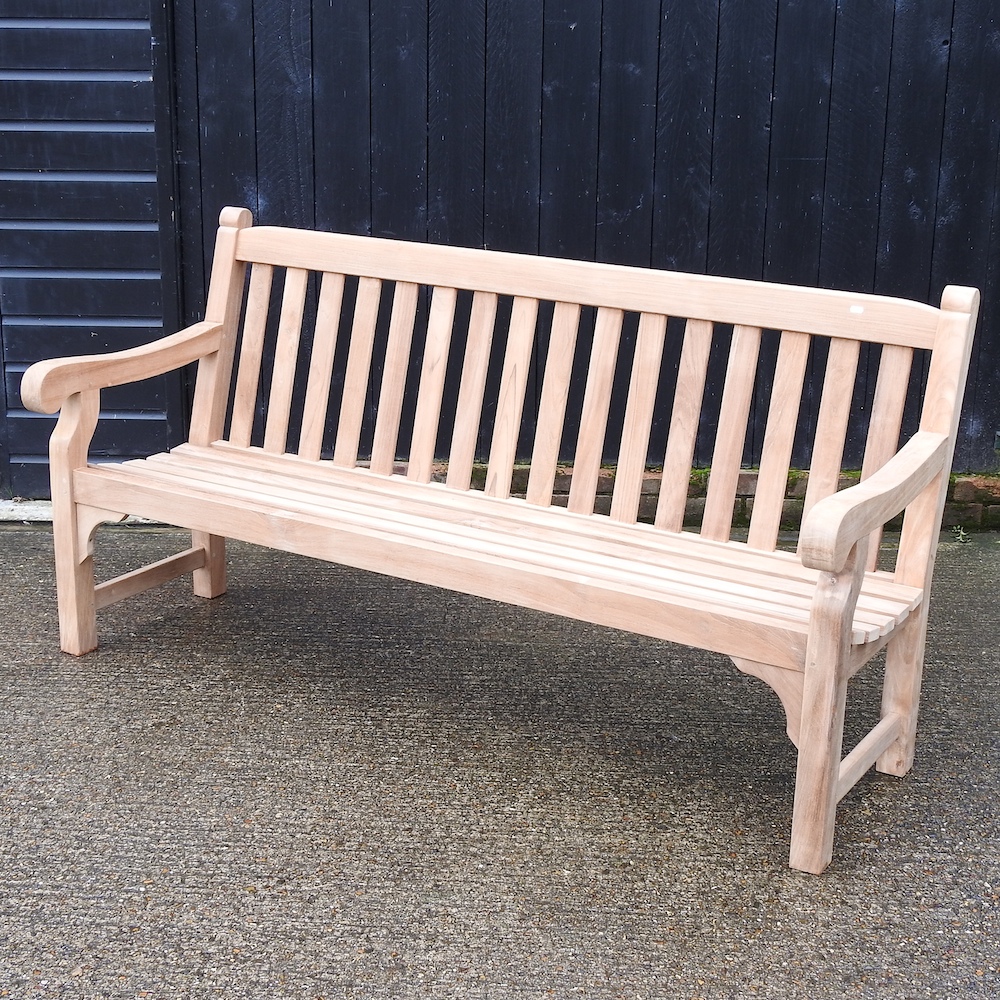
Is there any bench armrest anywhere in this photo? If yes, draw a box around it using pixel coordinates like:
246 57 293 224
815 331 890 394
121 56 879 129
20 321 224 414
799 431 950 574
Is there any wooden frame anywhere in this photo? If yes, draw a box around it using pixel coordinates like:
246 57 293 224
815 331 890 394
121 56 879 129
21 208 979 874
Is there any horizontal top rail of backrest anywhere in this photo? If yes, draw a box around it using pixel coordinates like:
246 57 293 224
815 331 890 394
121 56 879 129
234 226 941 349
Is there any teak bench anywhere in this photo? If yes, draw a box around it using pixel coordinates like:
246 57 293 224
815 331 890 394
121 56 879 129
23 208 979 874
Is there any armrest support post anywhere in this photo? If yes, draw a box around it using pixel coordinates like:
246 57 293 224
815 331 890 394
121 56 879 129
798 431 949 575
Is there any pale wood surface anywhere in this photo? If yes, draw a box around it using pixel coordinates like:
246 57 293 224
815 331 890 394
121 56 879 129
799 431 948 574
370 281 421 475
20 321 223 415
95 546 206 610
332 277 382 467
702 325 762 541
860 344 914 569
611 312 668 523
188 207 253 446
446 291 499 490
747 331 811 551
263 267 310 454
655 318 713 532
525 301 582 507
568 307 624 515
485 296 539 498
408 286 458 483
297 271 346 461
790 539 868 874
228 263 275 448
49 390 102 655
800 337 861 523
22 209 981 875
237 225 942 347
81 447 921 647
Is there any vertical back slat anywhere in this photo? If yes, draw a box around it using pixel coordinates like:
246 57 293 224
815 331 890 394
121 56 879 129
701 324 762 541
567 307 625 514
862 344 914 477
524 301 582 506
446 290 499 490
228 262 274 448
801 336 860 521
610 312 668 523
407 286 459 483
332 276 383 468
298 271 346 461
484 295 540 498
747 330 811 549
369 281 421 475
860 343 914 568
262 267 310 454
655 318 713 532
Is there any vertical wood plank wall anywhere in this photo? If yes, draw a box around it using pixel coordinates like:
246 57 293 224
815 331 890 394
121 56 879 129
2 0 999 497
167 0 999 474
0 0 180 498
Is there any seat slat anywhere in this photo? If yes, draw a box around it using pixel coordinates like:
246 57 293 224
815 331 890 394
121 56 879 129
298 271 346 461
568 307 625 514
263 267 310 454
655 318 713 532
446 290 499 490
228 262 274 448
370 281 421 475
485 295 539 498
610 312 668 524
748 330 811 550
407 285 459 483
525 301 582 506
702 324 762 540
332 276 383 468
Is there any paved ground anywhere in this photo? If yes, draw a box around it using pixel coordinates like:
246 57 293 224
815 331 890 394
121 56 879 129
0 525 997 998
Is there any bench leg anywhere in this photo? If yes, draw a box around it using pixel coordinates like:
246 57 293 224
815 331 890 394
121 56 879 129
49 390 103 656
876 611 926 777
192 530 227 598
789 541 865 874
789 653 849 874
52 506 99 656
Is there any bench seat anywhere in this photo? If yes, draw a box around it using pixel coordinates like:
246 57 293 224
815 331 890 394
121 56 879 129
79 442 921 664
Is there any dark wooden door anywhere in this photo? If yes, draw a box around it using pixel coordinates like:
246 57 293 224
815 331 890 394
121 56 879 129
0 0 184 499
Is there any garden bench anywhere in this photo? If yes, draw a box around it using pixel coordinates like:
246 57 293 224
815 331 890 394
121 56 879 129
22 207 978 873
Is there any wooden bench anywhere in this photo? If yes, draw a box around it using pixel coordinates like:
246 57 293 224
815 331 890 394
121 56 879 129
22 207 979 874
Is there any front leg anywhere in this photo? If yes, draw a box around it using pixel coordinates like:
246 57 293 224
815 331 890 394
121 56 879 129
789 539 867 874
49 390 102 655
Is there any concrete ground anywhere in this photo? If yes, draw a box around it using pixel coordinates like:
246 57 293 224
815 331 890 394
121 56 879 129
0 524 997 999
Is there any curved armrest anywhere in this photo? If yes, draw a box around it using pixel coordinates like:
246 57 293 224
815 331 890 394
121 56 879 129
799 431 950 574
21 321 224 414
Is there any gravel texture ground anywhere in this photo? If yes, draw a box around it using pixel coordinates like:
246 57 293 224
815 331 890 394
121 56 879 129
1 526 997 998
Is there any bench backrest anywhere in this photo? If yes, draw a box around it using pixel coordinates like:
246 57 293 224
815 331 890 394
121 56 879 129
190 208 978 587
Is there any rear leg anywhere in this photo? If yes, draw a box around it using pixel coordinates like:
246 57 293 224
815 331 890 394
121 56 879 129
192 530 227 598
876 611 926 777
